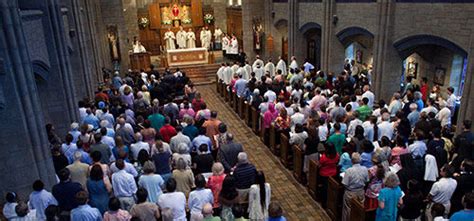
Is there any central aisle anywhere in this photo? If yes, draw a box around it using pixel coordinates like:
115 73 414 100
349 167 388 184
198 85 330 221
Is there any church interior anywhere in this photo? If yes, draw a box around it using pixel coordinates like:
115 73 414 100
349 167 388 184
1 0 474 220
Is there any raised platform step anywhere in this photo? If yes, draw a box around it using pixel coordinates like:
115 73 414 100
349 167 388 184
157 63 220 85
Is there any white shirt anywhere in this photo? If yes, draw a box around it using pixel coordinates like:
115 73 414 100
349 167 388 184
130 141 150 161
253 67 264 81
276 59 287 76
291 112 305 128
430 177 457 207
28 190 58 220
217 66 225 81
3 202 17 220
424 154 439 182
421 106 438 115
263 90 277 103
289 60 298 70
377 121 394 141
436 107 451 127
112 170 138 197
362 90 375 108
110 162 138 177
347 118 363 138
318 125 328 142
158 192 187 220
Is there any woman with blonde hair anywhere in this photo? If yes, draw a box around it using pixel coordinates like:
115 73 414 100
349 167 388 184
138 161 164 204
207 162 226 210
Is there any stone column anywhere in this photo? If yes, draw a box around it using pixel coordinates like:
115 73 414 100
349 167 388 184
288 0 298 61
0 0 57 195
456 32 474 133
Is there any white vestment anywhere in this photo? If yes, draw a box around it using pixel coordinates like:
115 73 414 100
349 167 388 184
223 66 233 84
231 64 239 75
176 30 187 49
237 67 248 80
229 38 239 54
217 66 225 81
253 67 264 81
200 30 212 49
186 31 196 48
244 64 252 80
164 31 176 50
222 37 230 52
264 62 275 77
252 59 264 70
289 60 298 71
276 59 288 76
132 44 146 53
213 28 223 43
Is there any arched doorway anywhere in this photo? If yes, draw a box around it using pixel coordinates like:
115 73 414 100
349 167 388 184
300 22 321 70
336 27 374 70
274 19 288 62
32 61 53 124
393 35 468 125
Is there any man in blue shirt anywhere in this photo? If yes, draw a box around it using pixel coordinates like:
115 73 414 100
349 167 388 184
111 159 137 211
70 191 102 221
83 109 100 130
192 127 212 153
234 74 247 98
450 192 474 221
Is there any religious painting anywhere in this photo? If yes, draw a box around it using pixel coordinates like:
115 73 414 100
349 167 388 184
356 50 363 64
407 61 418 79
161 3 191 25
434 67 446 86
107 25 120 62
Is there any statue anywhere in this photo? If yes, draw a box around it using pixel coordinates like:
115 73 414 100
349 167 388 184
253 18 263 51
186 28 196 49
107 25 120 61
200 26 212 50
213 27 223 50
171 4 180 18
164 28 176 50
176 26 187 49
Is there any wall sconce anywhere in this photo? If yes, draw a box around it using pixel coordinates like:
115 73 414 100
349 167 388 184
332 15 338 26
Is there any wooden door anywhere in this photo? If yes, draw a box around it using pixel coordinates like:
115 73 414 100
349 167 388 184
226 8 243 49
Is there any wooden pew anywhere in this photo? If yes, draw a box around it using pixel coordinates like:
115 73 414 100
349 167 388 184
223 85 229 102
280 133 291 168
244 101 251 126
293 145 304 183
269 124 276 154
326 177 343 221
233 92 238 112
350 196 366 221
260 118 266 143
251 107 259 134
215 76 219 92
307 159 319 201
220 82 225 97
238 96 245 119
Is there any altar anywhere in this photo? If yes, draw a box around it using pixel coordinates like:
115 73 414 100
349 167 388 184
166 47 208 66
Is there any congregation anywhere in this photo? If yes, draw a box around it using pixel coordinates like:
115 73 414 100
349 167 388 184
216 55 474 221
2 67 285 221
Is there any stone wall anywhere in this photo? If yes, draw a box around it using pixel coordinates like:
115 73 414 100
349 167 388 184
242 0 265 60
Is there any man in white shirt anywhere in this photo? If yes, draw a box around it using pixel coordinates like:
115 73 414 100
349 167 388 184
158 178 187 220
421 99 438 115
436 101 451 127
426 165 457 219
347 112 363 138
446 87 457 116
377 112 394 141
112 159 137 211
263 89 277 103
290 107 305 130
361 84 375 109
130 132 150 161
388 92 403 117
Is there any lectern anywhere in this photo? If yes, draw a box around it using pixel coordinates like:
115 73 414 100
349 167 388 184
129 52 151 71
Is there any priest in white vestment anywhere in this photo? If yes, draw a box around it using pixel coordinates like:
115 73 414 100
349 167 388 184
176 26 187 49
253 63 264 81
217 63 226 81
132 41 146 53
222 34 230 55
223 64 233 85
164 29 176 50
264 59 275 77
276 56 288 76
244 62 252 80
231 62 240 74
252 55 264 70
289 56 298 71
186 28 196 48
237 66 249 81
213 27 223 50
200 27 212 50
228 35 239 55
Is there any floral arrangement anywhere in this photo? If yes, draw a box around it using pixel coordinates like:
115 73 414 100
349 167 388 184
182 18 192 24
204 13 214 24
138 17 150 29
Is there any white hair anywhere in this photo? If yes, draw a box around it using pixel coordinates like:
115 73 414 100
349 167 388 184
237 152 248 164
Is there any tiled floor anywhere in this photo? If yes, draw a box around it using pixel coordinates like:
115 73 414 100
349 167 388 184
198 85 330 221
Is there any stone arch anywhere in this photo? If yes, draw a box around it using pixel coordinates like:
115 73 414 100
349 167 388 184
336 26 374 47
32 60 50 82
393 34 468 60
299 22 322 35
274 18 288 28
